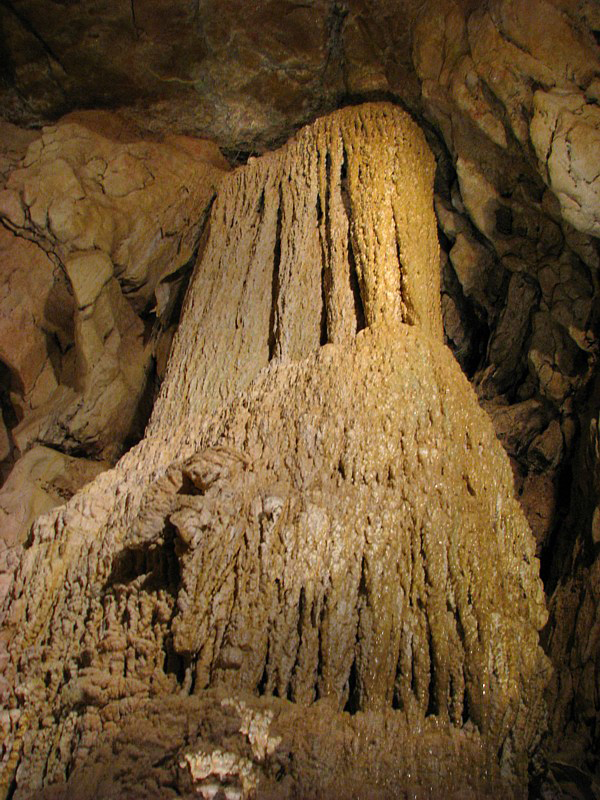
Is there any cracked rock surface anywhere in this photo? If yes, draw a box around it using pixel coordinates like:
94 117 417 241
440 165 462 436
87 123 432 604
531 88 600 237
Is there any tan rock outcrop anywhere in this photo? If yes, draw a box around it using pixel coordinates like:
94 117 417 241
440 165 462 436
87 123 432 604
1 1 599 790
0 446 106 605
0 226 69 431
0 104 549 799
542 381 600 777
0 113 227 548
0 445 105 547
531 88 600 237
0 112 227 314
412 13 599 727
33 690 527 799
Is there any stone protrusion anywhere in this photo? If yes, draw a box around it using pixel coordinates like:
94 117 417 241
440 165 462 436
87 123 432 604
152 103 443 437
0 104 549 800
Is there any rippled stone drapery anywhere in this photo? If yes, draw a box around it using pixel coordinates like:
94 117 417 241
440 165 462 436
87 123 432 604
0 104 550 799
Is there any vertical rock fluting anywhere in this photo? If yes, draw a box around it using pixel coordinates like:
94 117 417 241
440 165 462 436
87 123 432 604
0 104 550 799
149 101 443 438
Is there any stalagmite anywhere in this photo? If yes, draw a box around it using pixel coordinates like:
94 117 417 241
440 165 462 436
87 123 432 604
0 103 550 799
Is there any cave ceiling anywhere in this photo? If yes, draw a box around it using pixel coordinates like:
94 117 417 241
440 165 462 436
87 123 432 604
1 0 423 148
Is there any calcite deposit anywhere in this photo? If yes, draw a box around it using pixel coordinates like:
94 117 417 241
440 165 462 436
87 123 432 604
0 113 227 462
0 114 227 550
0 1 599 795
0 104 550 799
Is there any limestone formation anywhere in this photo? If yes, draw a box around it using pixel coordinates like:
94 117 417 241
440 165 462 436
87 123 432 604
413 8 600 707
0 1 599 793
542 378 600 784
531 88 600 237
0 112 227 527
0 114 230 715
0 104 550 799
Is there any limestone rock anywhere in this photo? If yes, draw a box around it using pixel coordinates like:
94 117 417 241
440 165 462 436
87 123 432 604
544 389 600 768
0 445 105 611
0 0 342 151
0 120 37 187
441 289 470 361
528 420 564 470
531 89 600 237
0 226 66 420
466 0 598 144
518 470 559 551
0 3 598 790
412 0 599 460
0 0 425 151
483 399 551 459
148 103 443 437
478 273 540 397
448 230 501 316
0 112 226 542
528 311 587 405
0 113 231 656
0 113 227 310
0 418 9 465
63 251 113 311
476 399 561 552
0 445 106 549
0 104 549 800
12 262 148 460
454 157 501 245
34 690 522 800
2 332 551 798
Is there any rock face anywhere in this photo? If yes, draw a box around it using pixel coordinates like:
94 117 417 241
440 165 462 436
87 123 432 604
0 104 550 799
531 88 600 237
0 0 420 151
542 376 600 782
0 113 226 461
410 3 600 777
0 113 226 541
1 0 600 792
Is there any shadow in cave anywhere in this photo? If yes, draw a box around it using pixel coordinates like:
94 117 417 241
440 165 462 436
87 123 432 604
105 525 180 598
105 526 190 685
0 359 19 486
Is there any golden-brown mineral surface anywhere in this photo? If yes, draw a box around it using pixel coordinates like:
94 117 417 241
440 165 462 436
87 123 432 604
0 104 550 799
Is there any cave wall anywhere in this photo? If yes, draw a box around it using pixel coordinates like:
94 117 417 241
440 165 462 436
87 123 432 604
0 0 599 795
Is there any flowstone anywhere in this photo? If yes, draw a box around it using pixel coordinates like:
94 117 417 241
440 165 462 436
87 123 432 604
0 104 550 799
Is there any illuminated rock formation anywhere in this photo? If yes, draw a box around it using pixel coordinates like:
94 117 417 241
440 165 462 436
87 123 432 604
0 104 550 799
0 114 227 466
0 115 227 594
